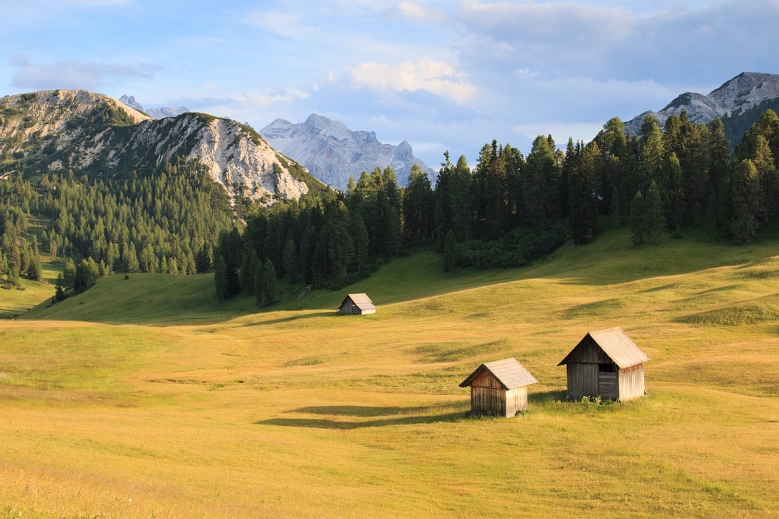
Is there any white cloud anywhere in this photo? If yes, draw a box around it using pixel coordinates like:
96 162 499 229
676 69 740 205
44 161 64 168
349 58 475 103
11 60 155 90
398 2 425 18
9 53 30 67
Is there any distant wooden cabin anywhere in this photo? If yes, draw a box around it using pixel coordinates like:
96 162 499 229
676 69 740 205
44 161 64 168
558 327 649 401
339 293 376 315
459 358 538 417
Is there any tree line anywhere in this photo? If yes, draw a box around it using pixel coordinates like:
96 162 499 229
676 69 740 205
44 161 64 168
3 108 779 302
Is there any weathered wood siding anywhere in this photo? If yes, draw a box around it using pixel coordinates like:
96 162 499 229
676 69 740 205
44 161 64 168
566 363 598 400
618 364 645 401
339 300 360 315
565 337 612 364
598 372 618 400
469 371 510 417
505 387 528 416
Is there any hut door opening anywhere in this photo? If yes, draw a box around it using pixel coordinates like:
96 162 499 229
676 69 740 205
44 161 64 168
598 363 618 400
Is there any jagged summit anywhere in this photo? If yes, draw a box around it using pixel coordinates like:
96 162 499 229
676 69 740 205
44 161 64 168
261 114 436 190
625 72 779 142
0 89 322 204
119 94 189 120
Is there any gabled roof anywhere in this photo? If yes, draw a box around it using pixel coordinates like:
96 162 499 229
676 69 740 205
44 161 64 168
342 293 375 312
558 327 649 369
459 358 538 390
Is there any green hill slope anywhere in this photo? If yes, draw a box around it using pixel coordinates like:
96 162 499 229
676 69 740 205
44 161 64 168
23 223 779 325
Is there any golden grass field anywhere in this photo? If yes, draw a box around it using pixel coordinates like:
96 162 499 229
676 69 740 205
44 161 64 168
1 226 778 518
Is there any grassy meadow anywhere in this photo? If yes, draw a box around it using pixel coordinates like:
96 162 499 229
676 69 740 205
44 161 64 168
1 225 779 517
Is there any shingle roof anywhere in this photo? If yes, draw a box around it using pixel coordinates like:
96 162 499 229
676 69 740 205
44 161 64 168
558 327 649 369
459 358 538 390
345 293 375 312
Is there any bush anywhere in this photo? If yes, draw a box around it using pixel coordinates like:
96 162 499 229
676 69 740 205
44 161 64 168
455 224 568 269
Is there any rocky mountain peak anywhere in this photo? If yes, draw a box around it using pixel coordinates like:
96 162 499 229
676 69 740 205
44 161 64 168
624 72 779 143
261 114 435 189
118 94 190 120
1 90 321 205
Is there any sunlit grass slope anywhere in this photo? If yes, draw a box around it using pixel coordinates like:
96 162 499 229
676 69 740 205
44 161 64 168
1 225 779 518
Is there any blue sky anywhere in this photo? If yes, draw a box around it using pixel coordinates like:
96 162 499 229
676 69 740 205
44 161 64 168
1 0 777 166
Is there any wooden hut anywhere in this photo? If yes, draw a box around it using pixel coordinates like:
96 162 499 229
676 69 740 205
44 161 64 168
558 327 649 401
459 358 538 417
339 293 376 315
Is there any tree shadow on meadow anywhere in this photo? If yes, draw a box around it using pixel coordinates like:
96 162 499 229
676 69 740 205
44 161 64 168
239 311 339 327
256 403 467 429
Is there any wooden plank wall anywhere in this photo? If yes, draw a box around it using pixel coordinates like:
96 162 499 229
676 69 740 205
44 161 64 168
618 364 645 401
470 371 507 417
598 372 618 400
505 387 528 416
566 363 598 400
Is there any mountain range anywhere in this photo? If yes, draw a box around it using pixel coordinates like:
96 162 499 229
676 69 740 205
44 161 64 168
119 95 190 120
625 72 779 146
260 114 436 190
0 90 323 203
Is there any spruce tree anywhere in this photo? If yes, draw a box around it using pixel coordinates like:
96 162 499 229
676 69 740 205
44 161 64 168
643 180 665 244
63 257 76 288
730 160 761 244
629 191 646 245
442 230 459 272
54 273 67 301
282 231 297 282
214 254 228 302
610 186 621 226
262 260 278 305
254 259 265 306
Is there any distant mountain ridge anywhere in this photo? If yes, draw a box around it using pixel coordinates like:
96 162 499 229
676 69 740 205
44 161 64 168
119 94 189 120
260 114 436 190
625 72 779 146
0 90 323 204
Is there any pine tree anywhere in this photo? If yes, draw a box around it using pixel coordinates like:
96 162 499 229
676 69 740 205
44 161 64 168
282 231 297 282
629 191 646 245
610 186 621 227
442 230 459 272
63 257 76 288
126 243 140 273
262 260 278 305
350 214 369 271
643 180 665 244
254 259 265 306
730 159 761 244
214 254 228 302
54 273 67 301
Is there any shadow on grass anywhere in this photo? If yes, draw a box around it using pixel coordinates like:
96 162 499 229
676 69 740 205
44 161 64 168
257 403 467 429
257 412 464 429
240 311 338 327
529 390 568 403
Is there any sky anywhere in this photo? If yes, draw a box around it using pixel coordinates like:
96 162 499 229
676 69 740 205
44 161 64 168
1 0 777 167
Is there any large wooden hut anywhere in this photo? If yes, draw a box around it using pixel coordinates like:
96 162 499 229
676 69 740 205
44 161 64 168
339 293 376 315
558 327 649 401
459 358 538 417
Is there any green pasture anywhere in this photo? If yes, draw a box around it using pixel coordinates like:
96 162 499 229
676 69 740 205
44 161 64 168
1 226 778 517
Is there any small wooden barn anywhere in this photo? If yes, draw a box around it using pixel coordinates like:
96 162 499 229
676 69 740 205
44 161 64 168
339 293 376 315
459 358 538 417
558 327 649 401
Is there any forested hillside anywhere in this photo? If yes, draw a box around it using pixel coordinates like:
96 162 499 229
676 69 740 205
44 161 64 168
2 85 779 306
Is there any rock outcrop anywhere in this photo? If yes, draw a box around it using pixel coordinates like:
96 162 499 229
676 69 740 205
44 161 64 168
260 114 436 190
0 90 321 204
119 94 189 120
625 72 779 143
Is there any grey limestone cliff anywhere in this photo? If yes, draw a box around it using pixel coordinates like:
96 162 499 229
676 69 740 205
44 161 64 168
0 90 322 204
260 114 436 190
